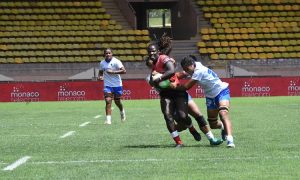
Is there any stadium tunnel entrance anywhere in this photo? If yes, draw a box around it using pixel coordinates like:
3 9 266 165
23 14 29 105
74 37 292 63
129 0 198 40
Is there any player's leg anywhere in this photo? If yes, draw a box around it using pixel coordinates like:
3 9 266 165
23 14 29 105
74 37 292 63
206 97 226 142
160 96 183 147
217 88 235 148
174 92 201 141
188 99 222 145
207 109 223 129
113 86 126 122
104 86 113 124
173 107 187 132
174 116 187 132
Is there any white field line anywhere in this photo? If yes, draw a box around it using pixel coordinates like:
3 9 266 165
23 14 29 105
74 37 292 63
29 155 300 165
59 131 75 138
3 156 31 171
94 115 102 119
79 121 90 127
6 135 47 137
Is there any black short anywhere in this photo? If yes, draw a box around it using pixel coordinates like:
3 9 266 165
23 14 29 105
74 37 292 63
159 90 188 99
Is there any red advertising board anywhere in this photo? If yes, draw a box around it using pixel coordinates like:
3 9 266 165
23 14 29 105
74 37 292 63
0 77 299 102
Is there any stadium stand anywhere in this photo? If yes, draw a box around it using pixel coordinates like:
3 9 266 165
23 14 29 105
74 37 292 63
0 0 299 81
196 0 300 61
0 0 150 64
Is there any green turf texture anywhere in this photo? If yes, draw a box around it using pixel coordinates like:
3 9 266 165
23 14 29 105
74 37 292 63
0 96 299 179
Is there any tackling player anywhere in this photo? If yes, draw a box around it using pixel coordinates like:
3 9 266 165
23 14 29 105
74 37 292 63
172 55 235 148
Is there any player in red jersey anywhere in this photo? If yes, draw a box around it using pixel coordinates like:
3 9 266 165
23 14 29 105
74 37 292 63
147 34 200 147
146 57 223 146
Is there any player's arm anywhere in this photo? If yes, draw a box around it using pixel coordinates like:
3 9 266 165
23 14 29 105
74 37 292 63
172 79 197 91
153 61 174 83
175 71 189 79
98 69 104 80
106 67 126 74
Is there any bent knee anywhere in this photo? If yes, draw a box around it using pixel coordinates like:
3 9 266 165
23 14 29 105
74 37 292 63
208 117 219 129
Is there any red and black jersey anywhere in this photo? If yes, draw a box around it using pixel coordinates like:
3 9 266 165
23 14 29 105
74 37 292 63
152 54 179 85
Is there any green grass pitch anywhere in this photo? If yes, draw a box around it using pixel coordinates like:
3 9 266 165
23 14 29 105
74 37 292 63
0 96 300 179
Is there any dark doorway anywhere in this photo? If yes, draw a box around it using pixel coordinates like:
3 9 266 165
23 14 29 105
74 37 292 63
130 1 197 40
131 2 175 40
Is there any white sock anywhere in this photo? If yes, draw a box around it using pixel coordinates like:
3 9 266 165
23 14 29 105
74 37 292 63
220 122 224 130
106 115 111 121
121 109 125 114
171 131 179 138
227 135 233 142
205 131 214 140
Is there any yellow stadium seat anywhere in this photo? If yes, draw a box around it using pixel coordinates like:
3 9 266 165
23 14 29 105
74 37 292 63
234 53 242 59
200 28 209 34
202 35 210 41
215 47 223 53
222 47 230 53
230 47 239 53
242 53 251 59
220 41 229 47
212 41 221 47
197 42 206 47
139 49 147 55
210 54 219 60
207 48 215 53
239 47 248 53
219 54 227 59
227 54 235 59
199 48 207 54
250 53 259 59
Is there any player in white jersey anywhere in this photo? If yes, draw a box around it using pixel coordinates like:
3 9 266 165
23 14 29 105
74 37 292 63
172 55 235 148
98 48 126 125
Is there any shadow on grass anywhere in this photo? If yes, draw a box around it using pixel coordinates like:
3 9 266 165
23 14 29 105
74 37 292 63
124 143 215 149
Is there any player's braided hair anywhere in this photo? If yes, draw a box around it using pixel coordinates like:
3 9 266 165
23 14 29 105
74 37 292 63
157 33 172 55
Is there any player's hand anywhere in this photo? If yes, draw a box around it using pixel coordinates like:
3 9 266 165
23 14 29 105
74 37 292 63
153 77 160 84
148 78 156 87
151 70 158 76
169 82 177 89
98 76 104 81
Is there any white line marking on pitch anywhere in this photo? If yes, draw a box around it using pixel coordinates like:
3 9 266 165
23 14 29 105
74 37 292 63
94 115 102 119
29 155 300 165
60 131 75 138
3 156 31 171
79 121 90 127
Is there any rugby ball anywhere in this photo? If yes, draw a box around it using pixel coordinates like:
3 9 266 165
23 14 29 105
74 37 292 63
152 73 170 88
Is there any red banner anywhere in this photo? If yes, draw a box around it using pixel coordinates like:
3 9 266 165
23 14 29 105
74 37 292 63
0 77 299 102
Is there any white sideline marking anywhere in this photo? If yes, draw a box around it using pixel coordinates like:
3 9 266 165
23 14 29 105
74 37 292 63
79 121 90 127
94 115 102 119
3 156 31 171
29 155 300 165
60 131 75 138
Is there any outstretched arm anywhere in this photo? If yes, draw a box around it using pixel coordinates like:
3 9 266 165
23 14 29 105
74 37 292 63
175 71 189 79
172 79 198 91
